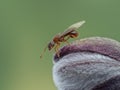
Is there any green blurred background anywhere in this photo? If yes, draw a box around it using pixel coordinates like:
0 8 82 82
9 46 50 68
0 0 120 90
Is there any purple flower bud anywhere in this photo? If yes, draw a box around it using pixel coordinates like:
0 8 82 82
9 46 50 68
53 37 120 90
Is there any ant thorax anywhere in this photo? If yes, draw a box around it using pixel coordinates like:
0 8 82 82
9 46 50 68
53 34 61 42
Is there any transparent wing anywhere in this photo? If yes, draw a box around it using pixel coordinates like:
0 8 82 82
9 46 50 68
61 20 85 37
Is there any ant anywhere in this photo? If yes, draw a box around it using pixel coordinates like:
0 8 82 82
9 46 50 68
40 20 85 58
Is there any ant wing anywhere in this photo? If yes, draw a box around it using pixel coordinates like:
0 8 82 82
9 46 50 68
60 20 85 37
67 20 85 30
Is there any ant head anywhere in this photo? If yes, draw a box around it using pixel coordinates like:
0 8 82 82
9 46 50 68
48 41 55 50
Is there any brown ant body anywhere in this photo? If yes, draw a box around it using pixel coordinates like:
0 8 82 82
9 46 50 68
40 21 85 58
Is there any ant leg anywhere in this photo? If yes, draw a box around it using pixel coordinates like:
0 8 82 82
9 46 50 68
40 45 48 59
54 43 60 57
63 36 70 45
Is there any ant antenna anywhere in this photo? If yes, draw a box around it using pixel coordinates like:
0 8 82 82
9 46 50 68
40 45 48 59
